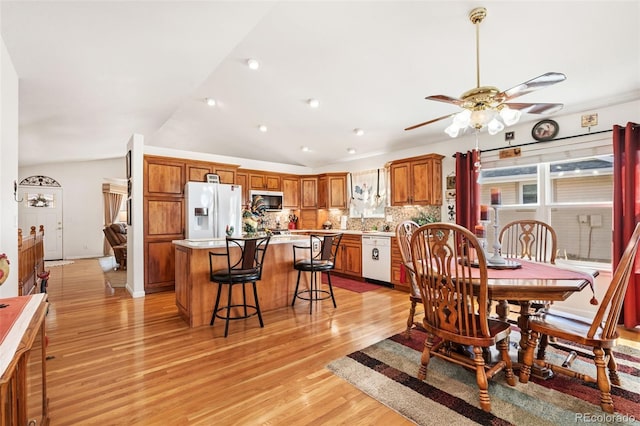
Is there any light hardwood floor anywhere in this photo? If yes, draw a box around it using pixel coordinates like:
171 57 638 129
44 258 414 425
44 258 639 425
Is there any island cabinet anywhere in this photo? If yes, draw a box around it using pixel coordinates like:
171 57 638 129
317 173 348 209
334 234 362 278
173 238 308 328
0 293 49 426
389 153 444 206
282 175 300 209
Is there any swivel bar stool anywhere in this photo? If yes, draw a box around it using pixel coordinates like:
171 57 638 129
209 235 271 337
291 233 343 314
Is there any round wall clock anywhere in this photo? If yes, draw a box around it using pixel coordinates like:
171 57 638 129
531 119 559 141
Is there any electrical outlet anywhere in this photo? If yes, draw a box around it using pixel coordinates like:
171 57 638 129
578 215 588 224
590 214 602 227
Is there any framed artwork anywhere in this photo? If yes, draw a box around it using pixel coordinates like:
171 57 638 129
127 198 132 226
446 175 456 190
531 119 559 142
126 150 132 179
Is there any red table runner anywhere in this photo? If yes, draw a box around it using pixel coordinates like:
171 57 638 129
480 260 595 286
0 296 31 346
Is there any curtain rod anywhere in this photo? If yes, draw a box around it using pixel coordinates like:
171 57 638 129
478 129 613 155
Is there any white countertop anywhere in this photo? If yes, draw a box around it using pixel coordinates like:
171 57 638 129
173 234 309 249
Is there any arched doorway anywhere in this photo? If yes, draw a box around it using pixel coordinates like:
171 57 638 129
18 175 64 260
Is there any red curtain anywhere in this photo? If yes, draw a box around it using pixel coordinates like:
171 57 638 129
455 149 481 231
612 122 640 328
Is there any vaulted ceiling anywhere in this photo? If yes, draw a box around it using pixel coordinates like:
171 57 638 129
2 1 639 168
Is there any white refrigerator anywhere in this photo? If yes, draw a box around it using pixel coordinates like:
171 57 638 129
185 182 243 239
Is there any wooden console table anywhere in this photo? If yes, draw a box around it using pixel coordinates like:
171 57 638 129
0 293 49 426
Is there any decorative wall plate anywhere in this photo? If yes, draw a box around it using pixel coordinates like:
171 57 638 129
532 119 559 141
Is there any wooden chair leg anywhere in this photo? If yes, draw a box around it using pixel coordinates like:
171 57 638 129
497 339 516 386
418 335 434 381
605 348 621 386
473 346 491 412
404 299 417 338
594 347 615 413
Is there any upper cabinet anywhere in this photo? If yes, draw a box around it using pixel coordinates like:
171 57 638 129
317 173 347 209
187 161 238 184
248 172 281 191
390 153 444 206
282 175 300 209
145 156 185 196
300 176 318 209
235 172 249 207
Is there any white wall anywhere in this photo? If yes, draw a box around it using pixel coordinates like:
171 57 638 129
0 36 19 298
19 158 125 260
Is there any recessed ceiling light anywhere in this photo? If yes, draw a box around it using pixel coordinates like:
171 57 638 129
353 128 364 136
206 98 216 107
347 148 356 154
247 58 260 70
307 98 320 108
258 124 268 132
301 146 310 152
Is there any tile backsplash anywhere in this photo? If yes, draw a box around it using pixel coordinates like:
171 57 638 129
261 205 442 232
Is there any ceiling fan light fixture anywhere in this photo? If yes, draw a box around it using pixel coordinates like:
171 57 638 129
487 118 505 135
444 123 461 138
499 106 522 126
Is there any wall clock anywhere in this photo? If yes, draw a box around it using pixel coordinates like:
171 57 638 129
531 119 559 141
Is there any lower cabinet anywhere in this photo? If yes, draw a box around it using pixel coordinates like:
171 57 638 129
334 234 362 278
390 236 408 291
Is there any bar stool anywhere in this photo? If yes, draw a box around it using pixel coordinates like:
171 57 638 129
209 235 270 337
291 233 343 314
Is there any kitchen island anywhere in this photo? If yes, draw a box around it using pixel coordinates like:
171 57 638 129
173 235 310 328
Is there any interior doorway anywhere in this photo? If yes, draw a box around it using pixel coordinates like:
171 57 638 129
18 176 64 260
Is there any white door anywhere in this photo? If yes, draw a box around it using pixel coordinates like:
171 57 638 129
18 186 64 260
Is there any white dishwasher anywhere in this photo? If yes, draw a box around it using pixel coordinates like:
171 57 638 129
361 235 391 283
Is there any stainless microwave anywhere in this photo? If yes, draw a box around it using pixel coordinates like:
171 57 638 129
249 190 284 211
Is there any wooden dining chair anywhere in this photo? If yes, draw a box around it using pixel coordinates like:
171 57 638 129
519 222 640 414
499 219 557 264
410 223 516 412
498 219 557 313
395 220 422 338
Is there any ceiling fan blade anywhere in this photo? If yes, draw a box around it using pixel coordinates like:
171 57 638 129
425 95 465 107
505 102 564 114
404 113 456 131
499 72 566 101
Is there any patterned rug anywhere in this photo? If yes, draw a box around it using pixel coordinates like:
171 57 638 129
321 273 383 293
327 328 640 425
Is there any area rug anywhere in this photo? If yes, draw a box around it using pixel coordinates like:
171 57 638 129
44 260 74 267
321 273 382 293
327 328 640 425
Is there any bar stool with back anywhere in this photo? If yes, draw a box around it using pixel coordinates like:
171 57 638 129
209 235 271 337
291 233 343 314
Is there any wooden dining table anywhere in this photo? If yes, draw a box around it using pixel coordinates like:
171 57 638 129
411 257 598 378
474 258 598 377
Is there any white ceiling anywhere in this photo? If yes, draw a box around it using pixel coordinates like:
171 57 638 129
3 1 639 169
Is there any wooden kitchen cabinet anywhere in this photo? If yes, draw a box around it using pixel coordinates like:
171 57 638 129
390 153 444 206
300 177 318 209
282 175 300 209
317 173 347 209
235 172 249 206
248 172 281 191
186 161 237 183
334 234 362 278
390 236 408 291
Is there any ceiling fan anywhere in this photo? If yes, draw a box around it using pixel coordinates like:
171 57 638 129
405 7 566 137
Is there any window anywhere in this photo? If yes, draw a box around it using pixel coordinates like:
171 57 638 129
479 154 613 264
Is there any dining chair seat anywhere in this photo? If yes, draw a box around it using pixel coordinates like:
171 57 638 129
519 222 640 414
